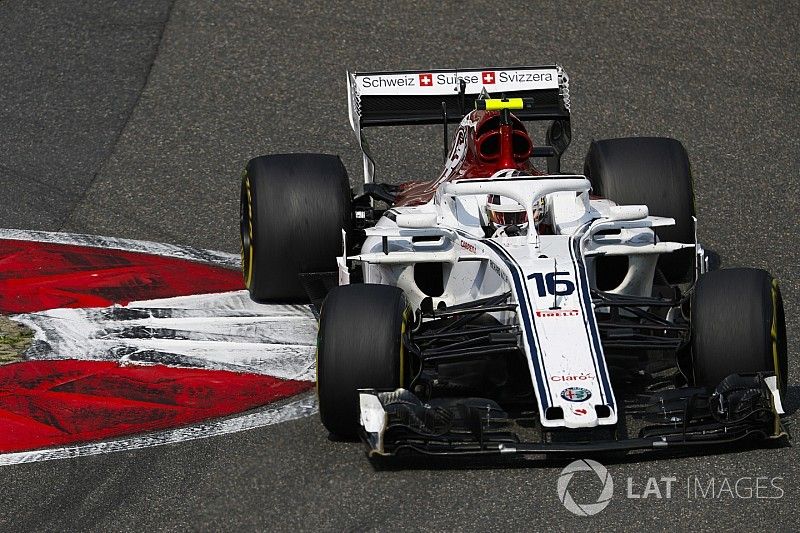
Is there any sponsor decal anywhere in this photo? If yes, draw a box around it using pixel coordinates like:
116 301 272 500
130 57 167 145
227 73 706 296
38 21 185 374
357 68 559 96
488 260 509 283
536 309 579 318
360 74 418 89
572 408 588 416
460 240 477 254
560 386 592 402
550 372 595 382
0 230 316 462
435 72 481 86
498 70 554 84
528 272 576 297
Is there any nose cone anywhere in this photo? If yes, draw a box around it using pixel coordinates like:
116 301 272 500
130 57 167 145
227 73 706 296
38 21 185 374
562 405 599 428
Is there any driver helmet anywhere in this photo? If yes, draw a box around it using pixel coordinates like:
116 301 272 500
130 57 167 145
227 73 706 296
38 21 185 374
486 195 527 228
486 195 546 229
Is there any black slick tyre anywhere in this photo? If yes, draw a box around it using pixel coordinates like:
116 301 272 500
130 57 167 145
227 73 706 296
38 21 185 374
240 153 352 301
690 268 788 393
317 284 412 439
584 137 696 283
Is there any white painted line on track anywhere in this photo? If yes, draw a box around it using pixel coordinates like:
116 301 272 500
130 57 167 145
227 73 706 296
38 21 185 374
14 290 318 381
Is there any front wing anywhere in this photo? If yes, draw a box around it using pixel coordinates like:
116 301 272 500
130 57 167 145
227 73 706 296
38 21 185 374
358 374 788 458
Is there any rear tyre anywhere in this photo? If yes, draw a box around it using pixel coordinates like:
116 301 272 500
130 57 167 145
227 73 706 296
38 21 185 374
317 284 412 439
690 268 788 393
240 153 352 301
584 137 696 283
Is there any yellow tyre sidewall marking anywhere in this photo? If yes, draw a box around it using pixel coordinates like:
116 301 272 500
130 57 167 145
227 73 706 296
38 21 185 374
400 306 411 386
242 173 255 288
770 279 783 436
315 298 326 396
770 279 782 392
314 299 411 397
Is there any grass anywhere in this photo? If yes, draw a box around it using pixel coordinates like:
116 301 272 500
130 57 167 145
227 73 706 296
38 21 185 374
0 316 34 364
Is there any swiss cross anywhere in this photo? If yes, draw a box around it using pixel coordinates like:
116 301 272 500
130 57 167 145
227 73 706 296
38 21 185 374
482 71 495 84
419 73 433 86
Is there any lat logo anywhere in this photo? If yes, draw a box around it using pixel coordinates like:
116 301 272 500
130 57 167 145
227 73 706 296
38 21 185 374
419 73 433 87
482 71 495 84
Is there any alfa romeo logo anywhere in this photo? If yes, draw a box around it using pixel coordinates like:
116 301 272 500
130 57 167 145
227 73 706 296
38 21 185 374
560 386 592 402
557 459 614 516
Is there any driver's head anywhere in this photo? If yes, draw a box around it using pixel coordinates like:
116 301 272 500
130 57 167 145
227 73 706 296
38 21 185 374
486 194 528 228
486 195 547 233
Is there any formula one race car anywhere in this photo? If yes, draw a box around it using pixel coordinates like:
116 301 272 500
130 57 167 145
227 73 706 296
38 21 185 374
239 65 788 458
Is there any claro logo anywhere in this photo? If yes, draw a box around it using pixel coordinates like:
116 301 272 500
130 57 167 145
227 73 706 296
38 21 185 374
551 373 595 382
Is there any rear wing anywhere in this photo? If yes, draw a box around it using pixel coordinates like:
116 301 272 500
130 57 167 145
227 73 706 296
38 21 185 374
346 65 572 182
348 65 569 127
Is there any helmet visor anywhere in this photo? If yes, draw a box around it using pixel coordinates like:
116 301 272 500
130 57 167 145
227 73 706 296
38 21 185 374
489 210 528 226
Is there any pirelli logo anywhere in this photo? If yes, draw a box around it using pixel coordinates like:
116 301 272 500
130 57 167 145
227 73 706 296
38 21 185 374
535 309 579 318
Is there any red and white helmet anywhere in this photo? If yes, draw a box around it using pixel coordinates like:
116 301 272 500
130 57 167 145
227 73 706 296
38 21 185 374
486 195 527 227
486 195 545 230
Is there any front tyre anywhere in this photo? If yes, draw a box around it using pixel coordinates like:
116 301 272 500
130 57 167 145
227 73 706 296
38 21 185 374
317 284 412 439
690 268 788 393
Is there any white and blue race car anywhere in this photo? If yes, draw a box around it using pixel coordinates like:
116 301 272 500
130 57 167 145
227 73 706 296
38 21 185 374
240 65 788 458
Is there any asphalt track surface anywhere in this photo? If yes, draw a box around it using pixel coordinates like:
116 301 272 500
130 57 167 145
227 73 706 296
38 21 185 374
0 0 798 530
